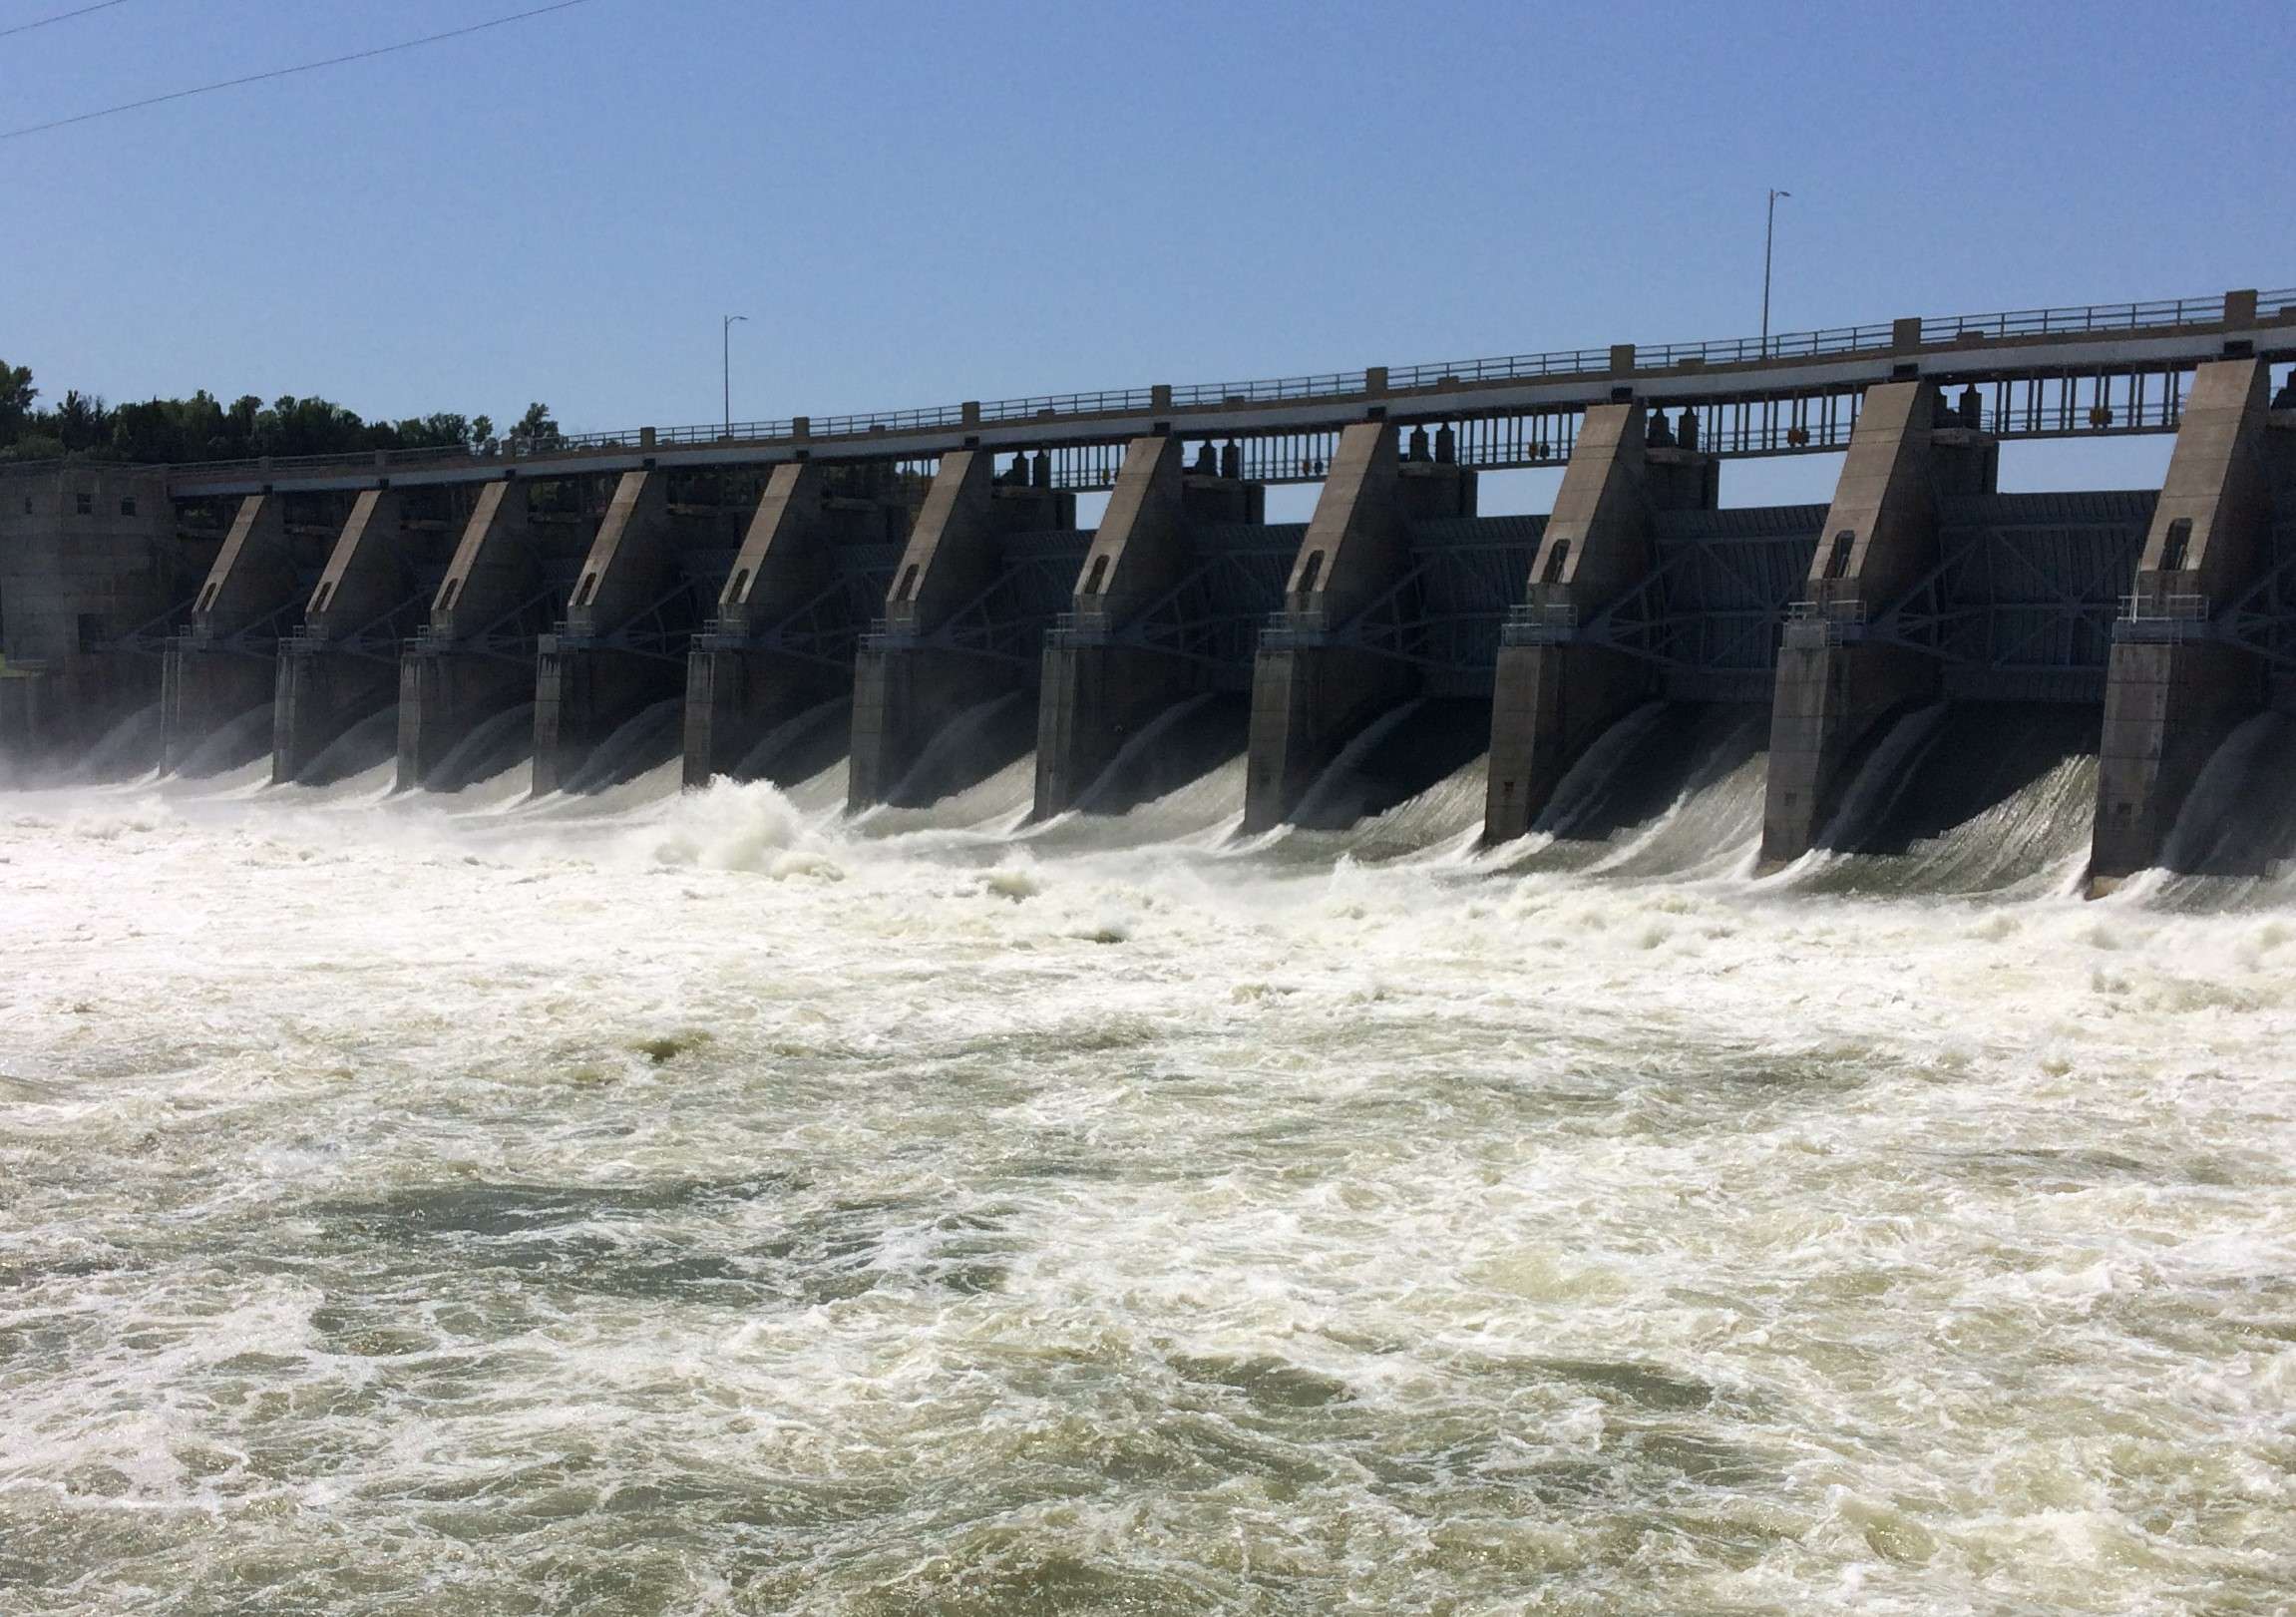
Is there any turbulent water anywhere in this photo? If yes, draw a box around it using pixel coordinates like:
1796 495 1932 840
4 726 2295 1614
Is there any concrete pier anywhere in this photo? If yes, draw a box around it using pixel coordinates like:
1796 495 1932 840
682 463 909 786
533 471 677 795
1757 382 1998 869
272 490 410 783
0 466 177 765
1483 403 1718 842
1032 436 1262 816
847 451 1072 809
162 494 300 772
396 481 546 790
2088 358 2282 893
1242 421 1474 833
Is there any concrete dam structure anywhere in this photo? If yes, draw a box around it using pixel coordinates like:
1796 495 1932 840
5 284 2295 893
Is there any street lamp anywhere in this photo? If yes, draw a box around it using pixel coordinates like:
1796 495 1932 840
722 314 749 438
1761 189 1790 356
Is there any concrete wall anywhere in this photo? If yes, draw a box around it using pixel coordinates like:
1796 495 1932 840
534 471 676 795
0 466 179 759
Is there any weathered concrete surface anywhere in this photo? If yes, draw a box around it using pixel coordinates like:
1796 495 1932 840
1757 382 1997 869
1484 404 1717 843
1032 436 1263 817
164 494 296 773
0 466 177 764
684 463 843 785
533 472 675 796
396 481 539 791
1242 422 1475 833
848 451 1072 810
2089 359 2279 893
273 490 406 784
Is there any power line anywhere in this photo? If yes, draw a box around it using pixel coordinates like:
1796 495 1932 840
0 0 132 41
0 0 598 142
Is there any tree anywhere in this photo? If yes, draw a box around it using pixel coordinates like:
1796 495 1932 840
507 401 562 452
471 414 495 449
0 360 35 443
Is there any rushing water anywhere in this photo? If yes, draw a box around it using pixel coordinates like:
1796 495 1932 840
3 727 2294 1615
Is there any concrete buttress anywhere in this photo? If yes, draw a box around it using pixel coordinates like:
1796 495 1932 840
2088 357 2282 894
1757 381 1997 870
847 450 1072 810
396 481 541 790
273 489 406 783
1032 435 1262 817
163 494 296 772
1483 403 1716 842
533 470 675 795
1242 421 1473 833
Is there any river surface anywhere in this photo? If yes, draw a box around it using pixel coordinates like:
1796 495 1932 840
2 756 2293 1614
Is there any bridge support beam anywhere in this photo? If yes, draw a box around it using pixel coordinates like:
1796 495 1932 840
397 481 541 791
683 462 850 786
1757 381 1997 870
848 451 1071 809
273 490 406 784
163 494 296 773
1242 421 1474 832
1484 404 1717 842
533 470 675 796
2088 358 2281 895
1033 436 1262 817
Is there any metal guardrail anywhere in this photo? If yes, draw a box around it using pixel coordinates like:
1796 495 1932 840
1258 607 1329 650
2114 593 2213 641
1782 599 1869 648
1499 602 1581 645
13 284 2291 487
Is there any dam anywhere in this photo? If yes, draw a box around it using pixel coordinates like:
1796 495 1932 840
4 283 2294 891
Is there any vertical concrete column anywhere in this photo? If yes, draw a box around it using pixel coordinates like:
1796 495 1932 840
273 489 406 783
1756 381 1995 869
2088 358 2278 893
1483 404 1717 842
683 461 843 785
396 480 538 790
163 494 294 771
847 450 1070 810
1034 436 1199 817
533 470 674 794
1241 421 1473 833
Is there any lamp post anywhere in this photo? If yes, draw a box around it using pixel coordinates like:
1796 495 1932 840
1761 189 1790 356
722 313 748 437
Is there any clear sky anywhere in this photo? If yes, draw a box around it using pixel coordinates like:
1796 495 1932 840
6 0 2291 518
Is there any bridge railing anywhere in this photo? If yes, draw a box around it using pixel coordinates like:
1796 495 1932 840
60 281 2296 491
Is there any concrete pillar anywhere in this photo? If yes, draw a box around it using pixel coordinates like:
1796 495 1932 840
396 481 540 790
1756 381 1997 870
533 470 674 795
163 494 295 772
2088 358 2280 894
1483 404 1717 842
1031 435 1261 817
682 462 843 785
1241 421 1474 832
272 489 406 783
846 451 1071 809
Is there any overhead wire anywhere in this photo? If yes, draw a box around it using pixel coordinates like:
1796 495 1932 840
0 0 598 142
0 0 133 41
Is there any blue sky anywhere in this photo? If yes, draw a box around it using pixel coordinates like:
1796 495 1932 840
6 0 2290 517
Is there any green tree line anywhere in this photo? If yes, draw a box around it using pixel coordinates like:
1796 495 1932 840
0 359 564 464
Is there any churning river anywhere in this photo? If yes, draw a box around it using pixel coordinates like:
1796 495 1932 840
2 745 2292 1615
